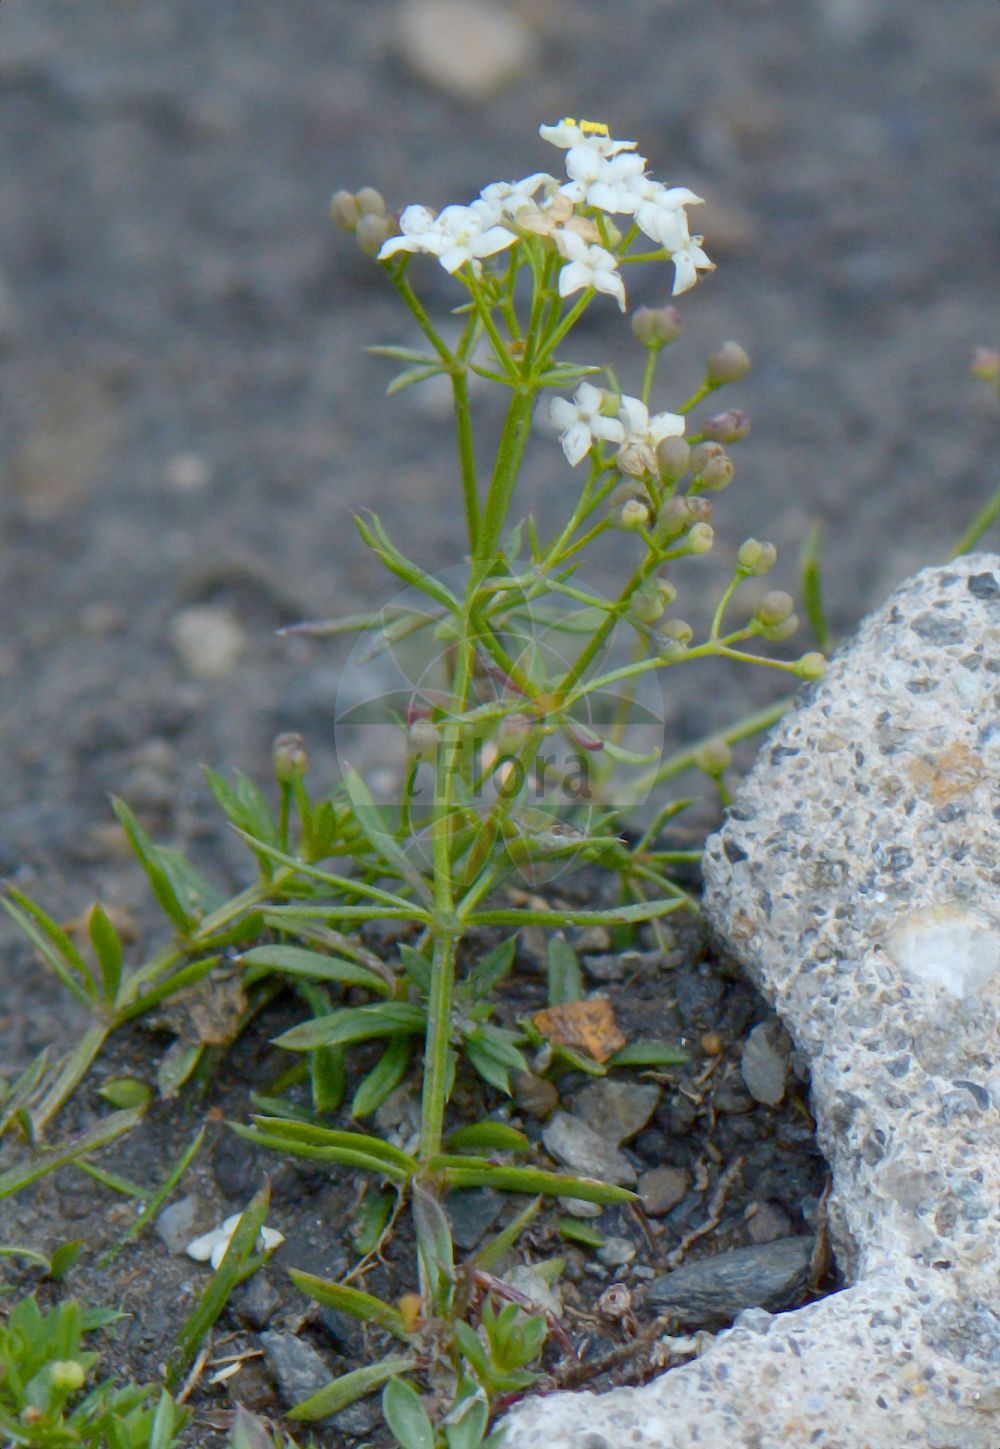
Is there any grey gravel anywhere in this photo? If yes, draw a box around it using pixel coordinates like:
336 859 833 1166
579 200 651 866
258 1332 330 1409
740 1019 791 1106
154 1194 200 1254
541 1111 637 1186
647 1237 812 1326
638 1166 690 1217
572 1080 662 1145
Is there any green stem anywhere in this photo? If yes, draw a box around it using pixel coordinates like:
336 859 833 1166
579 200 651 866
451 369 480 552
949 481 1000 558
477 390 536 562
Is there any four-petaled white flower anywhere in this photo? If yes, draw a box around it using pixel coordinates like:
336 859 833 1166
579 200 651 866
379 202 517 274
563 148 647 212
550 381 625 467
618 395 686 447
555 230 627 311
186 1213 285 1270
480 173 556 219
666 236 715 296
539 119 637 157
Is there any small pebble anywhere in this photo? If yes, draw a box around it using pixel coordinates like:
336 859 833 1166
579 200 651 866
741 1020 791 1106
700 1031 724 1056
639 1166 691 1217
155 1195 200 1254
572 1080 662 1145
511 1070 560 1119
170 604 245 678
396 0 534 101
597 1236 636 1269
542 1111 638 1186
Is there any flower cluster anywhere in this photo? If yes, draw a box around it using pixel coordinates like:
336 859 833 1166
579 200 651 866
550 380 684 468
377 118 713 303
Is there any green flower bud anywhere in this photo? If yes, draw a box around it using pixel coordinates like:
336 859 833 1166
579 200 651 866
798 651 827 681
631 304 683 347
355 186 386 218
755 590 795 626
609 480 646 509
273 732 307 784
737 538 777 575
760 614 799 642
657 638 688 663
686 521 714 554
693 737 732 775
618 498 650 531
330 190 360 230
689 441 724 476
50 1361 86 1393
632 584 666 625
702 409 751 444
697 454 734 491
705 340 751 386
356 212 393 258
656 496 692 539
660 618 693 644
686 496 714 524
656 435 691 484
655 578 678 607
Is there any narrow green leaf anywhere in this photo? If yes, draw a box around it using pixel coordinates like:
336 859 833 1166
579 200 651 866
156 1042 203 1099
471 1195 543 1273
0 1049 52 1138
311 1044 346 1115
557 1218 605 1248
400 943 432 996
88 903 123 1003
341 768 433 903
387 364 447 396
47 1241 85 1281
462 1039 514 1095
799 522 832 652
274 1001 426 1052
288 1355 415 1422
352 1185 396 1256
240 945 391 996
112 798 196 931
97 1076 153 1110
439 1163 637 1204
232 1125 411 1181
351 1036 412 1119
99 1125 206 1266
0 1107 144 1201
462 935 517 1000
0 1244 53 1271
607 1040 688 1068
2 889 96 1006
444 1393 490 1449
169 1183 271 1382
444 1122 528 1155
546 934 583 1007
149 1388 188 1449
368 343 442 364
468 898 686 927
247 1118 418 1174
288 1270 407 1336
383 1376 435 1449
412 1184 455 1309
230 832 430 917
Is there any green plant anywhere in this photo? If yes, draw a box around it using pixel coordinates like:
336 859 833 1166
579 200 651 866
3 116 829 1442
0 1293 186 1447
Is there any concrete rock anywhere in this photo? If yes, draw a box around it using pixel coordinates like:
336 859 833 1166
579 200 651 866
501 557 1000 1448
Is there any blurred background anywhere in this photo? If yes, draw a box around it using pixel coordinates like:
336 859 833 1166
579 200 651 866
1 0 998 1052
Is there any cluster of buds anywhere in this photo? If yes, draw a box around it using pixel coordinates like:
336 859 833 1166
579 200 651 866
330 186 395 258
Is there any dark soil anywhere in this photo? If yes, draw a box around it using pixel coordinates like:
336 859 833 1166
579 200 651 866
1 0 998 1442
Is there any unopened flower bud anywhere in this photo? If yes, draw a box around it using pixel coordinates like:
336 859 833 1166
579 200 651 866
760 614 799 642
798 651 827 681
755 590 795 626
658 638 688 663
686 521 714 554
655 578 678 607
632 584 666 625
693 737 732 775
703 409 751 444
689 441 724 476
498 712 531 747
660 618 693 644
618 440 658 478
617 498 650 531
705 340 751 386
657 496 692 539
355 186 386 218
697 454 734 491
408 717 440 760
330 190 360 230
356 213 394 258
273 732 307 784
971 347 1000 383
656 435 691 484
685 496 714 524
50 1361 86 1392
631 304 683 347
737 538 777 575
609 480 646 509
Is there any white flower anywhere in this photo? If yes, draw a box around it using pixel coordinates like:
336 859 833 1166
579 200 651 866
618 395 686 446
555 230 626 311
575 150 649 214
550 381 625 467
379 203 517 274
481 173 556 219
632 183 703 246
539 118 637 157
667 237 715 295
186 1213 285 1270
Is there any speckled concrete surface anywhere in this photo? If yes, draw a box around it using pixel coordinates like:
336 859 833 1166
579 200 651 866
500 555 1000 1448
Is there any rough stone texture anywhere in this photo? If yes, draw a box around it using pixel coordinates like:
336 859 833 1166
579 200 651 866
501 557 1000 1448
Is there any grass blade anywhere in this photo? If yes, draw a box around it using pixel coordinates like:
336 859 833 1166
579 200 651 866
288 1270 408 1337
0 1107 144 1201
288 1355 416 1422
239 944 391 996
